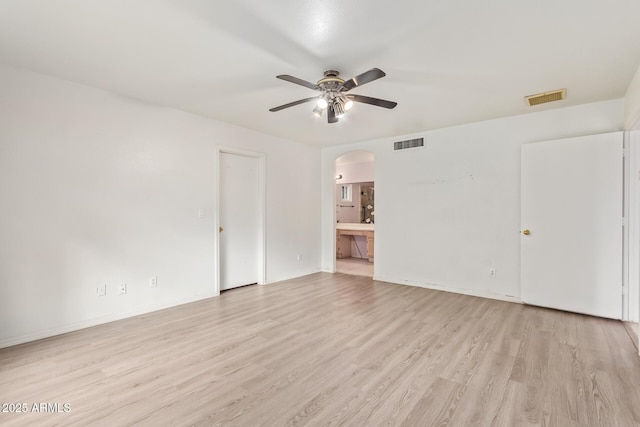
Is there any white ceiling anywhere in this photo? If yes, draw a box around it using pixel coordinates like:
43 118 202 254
0 0 639 146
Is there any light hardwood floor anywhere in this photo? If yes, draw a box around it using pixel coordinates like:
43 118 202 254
336 257 373 277
1 272 640 426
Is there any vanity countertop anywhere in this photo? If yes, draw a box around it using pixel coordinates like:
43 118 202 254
336 223 374 231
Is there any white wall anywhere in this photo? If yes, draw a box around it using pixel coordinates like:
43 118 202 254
335 160 374 184
0 65 321 347
321 99 624 301
625 64 640 129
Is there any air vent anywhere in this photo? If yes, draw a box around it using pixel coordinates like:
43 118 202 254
394 137 424 151
525 88 566 106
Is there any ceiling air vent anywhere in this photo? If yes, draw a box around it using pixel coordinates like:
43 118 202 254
394 137 424 151
525 88 566 106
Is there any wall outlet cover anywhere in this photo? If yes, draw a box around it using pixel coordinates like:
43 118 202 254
97 284 107 296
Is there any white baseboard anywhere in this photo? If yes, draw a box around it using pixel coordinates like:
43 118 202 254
2 273 521 349
372 275 521 304
1 269 327 349
262 268 325 285
0 292 218 349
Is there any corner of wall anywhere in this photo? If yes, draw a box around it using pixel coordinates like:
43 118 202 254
625 63 640 129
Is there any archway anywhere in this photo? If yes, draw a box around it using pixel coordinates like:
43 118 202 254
334 151 375 277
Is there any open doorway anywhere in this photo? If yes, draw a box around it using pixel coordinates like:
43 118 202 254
335 151 375 277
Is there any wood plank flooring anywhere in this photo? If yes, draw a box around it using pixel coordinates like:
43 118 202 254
335 257 373 277
1 272 640 426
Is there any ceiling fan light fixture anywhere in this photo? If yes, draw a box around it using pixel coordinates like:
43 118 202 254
269 68 396 123
333 100 345 118
342 95 353 111
317 96 328 109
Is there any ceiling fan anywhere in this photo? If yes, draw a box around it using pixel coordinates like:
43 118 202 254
269 68 397 123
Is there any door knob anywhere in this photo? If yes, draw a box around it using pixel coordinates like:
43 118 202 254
219 226 224 233
522 229 530 235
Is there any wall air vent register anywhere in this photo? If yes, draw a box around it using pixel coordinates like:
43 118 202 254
394 137 424 151
525 88 566 106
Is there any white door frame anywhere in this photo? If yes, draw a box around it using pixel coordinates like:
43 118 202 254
626 132 636 321
627 123 640 354
214 146 266 295
627 123 640 323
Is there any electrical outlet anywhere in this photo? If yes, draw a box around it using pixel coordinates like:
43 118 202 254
118 283 127 295
97 284 106 296
489 268 496 278
297 253 302 262
149 276 157 287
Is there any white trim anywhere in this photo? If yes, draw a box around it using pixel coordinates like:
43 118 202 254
215 146 267 294
330 162 337 273
624 132 631 320
628 131 640 322
0 292 217 349
213 148 221 295
373 275 522 304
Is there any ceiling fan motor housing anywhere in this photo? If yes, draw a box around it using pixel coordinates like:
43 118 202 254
317 70 345 89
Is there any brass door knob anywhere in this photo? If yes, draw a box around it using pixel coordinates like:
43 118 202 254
522 229 530 235
219 226 224 233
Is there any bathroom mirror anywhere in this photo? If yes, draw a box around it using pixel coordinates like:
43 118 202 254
336 181 374 224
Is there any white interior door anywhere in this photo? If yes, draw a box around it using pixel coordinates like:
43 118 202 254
219 152 261 291
521 132 623 319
